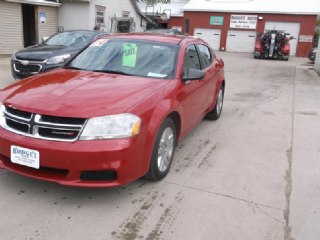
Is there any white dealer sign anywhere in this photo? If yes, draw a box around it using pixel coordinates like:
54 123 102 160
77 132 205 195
230 15 257 29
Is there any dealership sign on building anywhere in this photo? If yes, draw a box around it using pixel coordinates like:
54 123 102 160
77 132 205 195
210 16 224 25
230 15 257 29
299 35 313 43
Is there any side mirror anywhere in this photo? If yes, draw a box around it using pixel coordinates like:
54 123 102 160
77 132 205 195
42 36 49 43
217 58 224 68
183 68 205 81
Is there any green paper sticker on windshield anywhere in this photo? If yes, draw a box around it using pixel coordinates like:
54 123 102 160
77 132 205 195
122 43 138 68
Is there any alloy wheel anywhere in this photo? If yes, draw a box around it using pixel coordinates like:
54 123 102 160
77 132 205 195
157 127 174 173
216 88 223 115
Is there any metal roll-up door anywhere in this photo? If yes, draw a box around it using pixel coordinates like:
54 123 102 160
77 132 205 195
194 28 221 51
226 30 256 53
0 1 23 55
265 21 300 56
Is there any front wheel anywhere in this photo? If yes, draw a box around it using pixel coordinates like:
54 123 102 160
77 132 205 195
145 118 176 181
206 84 224 120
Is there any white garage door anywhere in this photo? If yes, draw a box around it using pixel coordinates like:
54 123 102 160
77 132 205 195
226 30 256 52
265 22 300 56
194 28 221 51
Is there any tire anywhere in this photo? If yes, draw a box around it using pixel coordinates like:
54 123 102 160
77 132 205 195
206 84 224 120
283 55 289 61
145 118 177 181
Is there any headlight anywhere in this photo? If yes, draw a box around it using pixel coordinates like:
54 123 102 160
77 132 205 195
0 102 5 128
80 113 141 140
45 54 70 65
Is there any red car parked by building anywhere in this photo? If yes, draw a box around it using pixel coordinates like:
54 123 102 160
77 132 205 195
0 33 225 187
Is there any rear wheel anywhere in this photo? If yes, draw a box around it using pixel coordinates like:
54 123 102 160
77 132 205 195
145 118 176 181
206 84 224 120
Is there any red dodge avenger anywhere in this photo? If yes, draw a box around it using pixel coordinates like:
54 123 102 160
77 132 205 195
0 33 225 187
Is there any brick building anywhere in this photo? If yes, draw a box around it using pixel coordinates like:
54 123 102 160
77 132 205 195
169 0 320 57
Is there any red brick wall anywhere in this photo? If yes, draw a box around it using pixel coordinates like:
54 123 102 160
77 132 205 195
173 11 317 57
169 16 184 31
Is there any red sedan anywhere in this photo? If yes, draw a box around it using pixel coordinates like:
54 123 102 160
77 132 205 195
0 33 225 187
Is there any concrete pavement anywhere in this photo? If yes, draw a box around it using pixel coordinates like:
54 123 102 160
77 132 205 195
0 53 319 240
0 57 14 88
290 63 320 240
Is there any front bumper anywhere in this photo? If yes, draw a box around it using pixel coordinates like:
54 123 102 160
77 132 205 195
0 128 150 187
11 59 62 79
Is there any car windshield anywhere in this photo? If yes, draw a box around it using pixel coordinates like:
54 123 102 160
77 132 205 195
67 38 178 79
44 32 93 47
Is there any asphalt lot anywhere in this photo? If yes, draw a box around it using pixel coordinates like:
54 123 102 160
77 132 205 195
0 52 319 240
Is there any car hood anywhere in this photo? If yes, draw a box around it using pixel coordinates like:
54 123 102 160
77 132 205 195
15 44 81 61
0 69 170 118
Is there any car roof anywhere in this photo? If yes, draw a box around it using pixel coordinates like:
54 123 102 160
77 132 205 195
101 32 199 45
145 29 171 33
145 28 182 34
57 30 110 36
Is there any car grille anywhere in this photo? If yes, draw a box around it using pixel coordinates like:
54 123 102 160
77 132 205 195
13 60 42 76
2 106 87 142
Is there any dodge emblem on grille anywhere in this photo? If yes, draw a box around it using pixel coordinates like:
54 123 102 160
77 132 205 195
52 131 76 136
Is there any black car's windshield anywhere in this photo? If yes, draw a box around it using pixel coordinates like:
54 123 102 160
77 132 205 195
68 38 178 79
44 32 93 47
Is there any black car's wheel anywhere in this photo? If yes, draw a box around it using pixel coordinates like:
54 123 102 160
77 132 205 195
145 118 176 181
206 84 224 120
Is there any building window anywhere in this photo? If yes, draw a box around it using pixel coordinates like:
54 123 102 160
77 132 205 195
184 19 190 34
117 20 131 33
96 5 106 26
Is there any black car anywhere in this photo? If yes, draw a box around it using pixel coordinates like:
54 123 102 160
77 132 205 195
11 30 109 79
308 48 318 62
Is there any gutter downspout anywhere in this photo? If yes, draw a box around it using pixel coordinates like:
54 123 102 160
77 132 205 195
130 0 153 26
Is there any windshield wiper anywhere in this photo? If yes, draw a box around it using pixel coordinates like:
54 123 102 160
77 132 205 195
65 66 83 70
92 70 133 76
